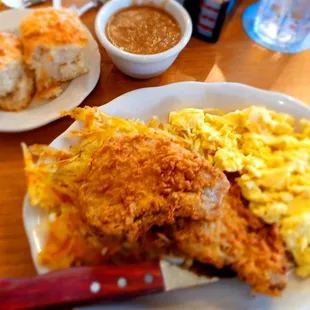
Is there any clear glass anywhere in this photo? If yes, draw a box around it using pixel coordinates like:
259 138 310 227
243 0 310 53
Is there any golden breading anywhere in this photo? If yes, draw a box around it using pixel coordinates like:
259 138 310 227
78 134 230 242
173 183 288 296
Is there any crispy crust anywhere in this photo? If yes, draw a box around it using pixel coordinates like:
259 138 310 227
20 8 88 64
20 8 89 100
173 183 288 296
78 134 229 242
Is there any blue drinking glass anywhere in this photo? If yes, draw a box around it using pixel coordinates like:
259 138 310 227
243 0 310 53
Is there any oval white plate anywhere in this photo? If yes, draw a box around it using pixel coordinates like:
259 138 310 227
0 9 100 132
23 82 310 310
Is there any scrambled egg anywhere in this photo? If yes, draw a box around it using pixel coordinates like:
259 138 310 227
168 106 310 277
23 105 310 276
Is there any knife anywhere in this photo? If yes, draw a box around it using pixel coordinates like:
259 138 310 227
0 260 218 309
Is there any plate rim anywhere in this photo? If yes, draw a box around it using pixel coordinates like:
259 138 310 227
49 81 310 146
23 81 310 276
0 9 101 133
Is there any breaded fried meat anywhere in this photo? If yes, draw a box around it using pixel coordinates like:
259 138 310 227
173 183 288 296
78 134 229 242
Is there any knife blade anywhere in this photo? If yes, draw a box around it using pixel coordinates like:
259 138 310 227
0 260 218 309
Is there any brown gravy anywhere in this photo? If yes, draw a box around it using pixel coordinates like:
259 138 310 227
106 5 182 55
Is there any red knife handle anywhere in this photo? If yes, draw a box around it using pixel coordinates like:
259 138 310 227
0 262 164 309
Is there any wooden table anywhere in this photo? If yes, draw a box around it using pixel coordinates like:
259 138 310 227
0 0 309 279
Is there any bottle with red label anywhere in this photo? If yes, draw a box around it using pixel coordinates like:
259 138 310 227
179 0 235 43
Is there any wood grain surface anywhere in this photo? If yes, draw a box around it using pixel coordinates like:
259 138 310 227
0 0 310 279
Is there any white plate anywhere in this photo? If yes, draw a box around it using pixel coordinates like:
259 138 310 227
23 82 310 310
0 9 100 132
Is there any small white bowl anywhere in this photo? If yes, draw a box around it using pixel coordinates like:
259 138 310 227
95 0 193 79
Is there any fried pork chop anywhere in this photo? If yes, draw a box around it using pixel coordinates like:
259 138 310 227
78 134 229 242
173 183 288 296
